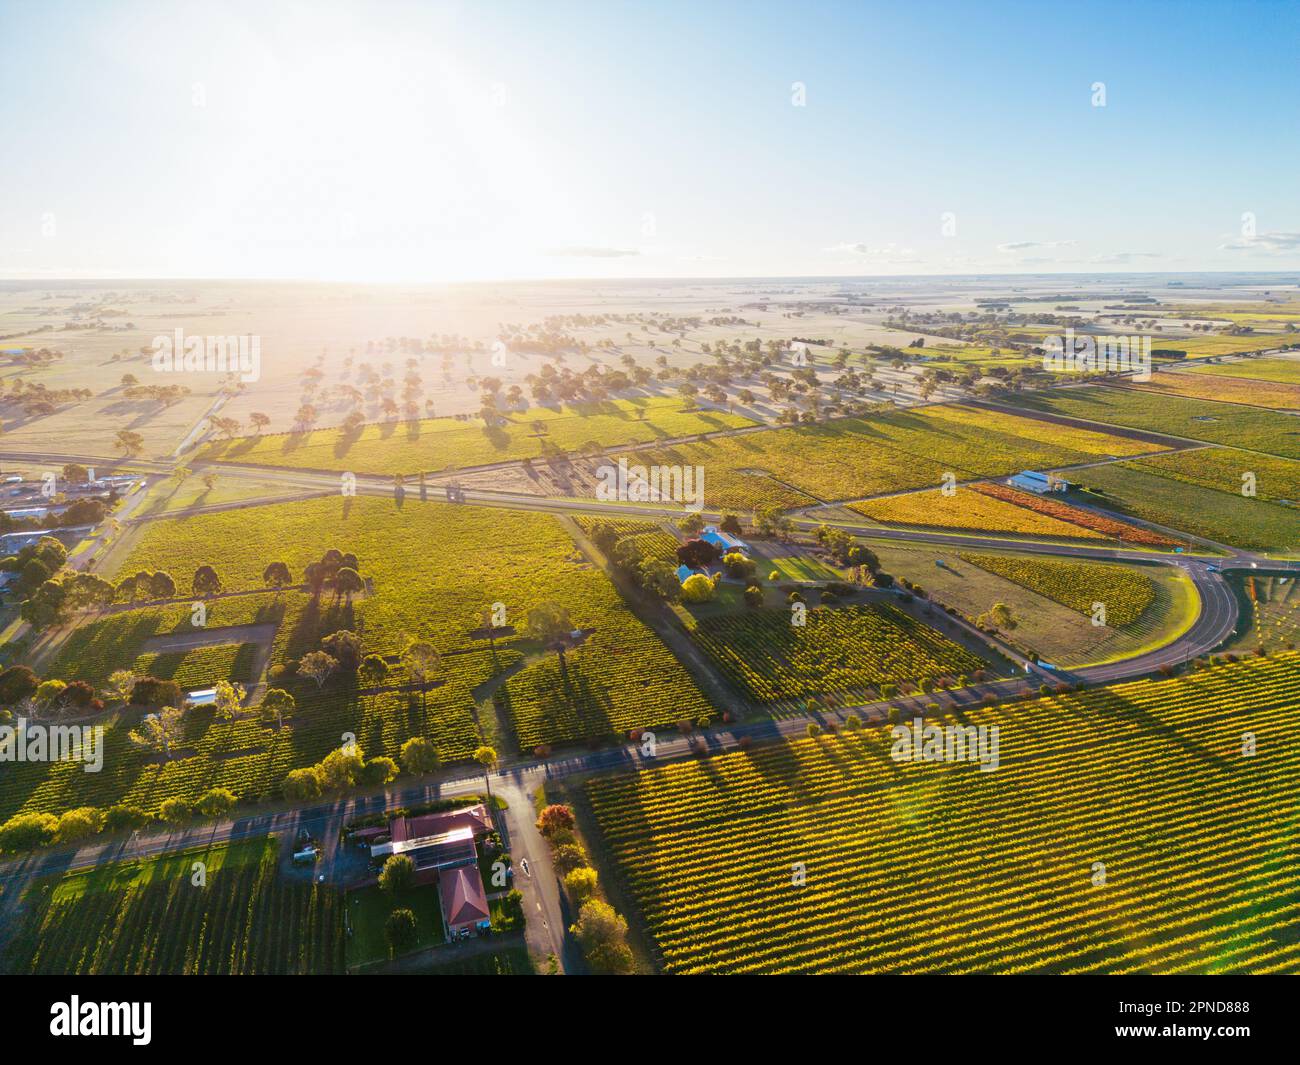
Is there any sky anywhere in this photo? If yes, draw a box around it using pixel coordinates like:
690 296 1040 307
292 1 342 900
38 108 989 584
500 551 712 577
1 0 1298 282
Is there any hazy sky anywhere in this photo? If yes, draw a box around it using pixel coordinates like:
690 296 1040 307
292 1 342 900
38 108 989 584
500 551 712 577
2 0 1298 281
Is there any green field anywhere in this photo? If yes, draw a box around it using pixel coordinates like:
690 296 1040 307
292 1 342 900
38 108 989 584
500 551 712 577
115 496 715 751
1182 357 1300 384
957 553 1155 627
204 396 754 475
347 882 447 968
1123 446 1300 504
1 837 342 974
584 653 1300 974
1017 387 1300 459
689 603 988 710
869 544 1196 668
1067 465 1300 553
612 403 1164 511
1156 334 1300 357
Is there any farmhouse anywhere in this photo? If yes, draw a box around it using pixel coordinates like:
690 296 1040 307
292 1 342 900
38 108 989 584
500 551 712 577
701 524 750 553
367 804 495 941
439 866 492 938
1006 470 1070 495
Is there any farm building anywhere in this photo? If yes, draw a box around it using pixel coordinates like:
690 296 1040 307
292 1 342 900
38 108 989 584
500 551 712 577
701 525 750 553
439 866 492 938
676 563 704 584
1006 470 1069 495
367 804 495 939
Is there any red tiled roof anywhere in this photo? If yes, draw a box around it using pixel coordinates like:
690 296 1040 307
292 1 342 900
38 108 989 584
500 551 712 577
439 866 490 928
391 803 492 844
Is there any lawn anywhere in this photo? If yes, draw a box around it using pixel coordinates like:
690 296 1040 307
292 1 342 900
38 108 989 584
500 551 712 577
203 396 755 476
414 941 535 974
756 551 845 582
346 882 446 968
584 653 1300 974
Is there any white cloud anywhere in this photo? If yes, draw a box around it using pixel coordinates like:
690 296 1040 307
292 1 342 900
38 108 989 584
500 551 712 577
544 245 640 258
824 241 917 261
1219 232 1300 254
1088 251 1162 264
996 239 1078 253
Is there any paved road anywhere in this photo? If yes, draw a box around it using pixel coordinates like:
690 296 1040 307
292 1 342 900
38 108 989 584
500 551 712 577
5 397 1298 970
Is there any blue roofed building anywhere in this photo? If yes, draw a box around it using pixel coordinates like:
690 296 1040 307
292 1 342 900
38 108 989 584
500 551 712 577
700 525 750 553
1006 470 1069 495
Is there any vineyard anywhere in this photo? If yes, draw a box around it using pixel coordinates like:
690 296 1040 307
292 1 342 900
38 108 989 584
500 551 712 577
43 594 289 688
1071 462 1300 553
202 396 754 476
689 604 987 708
2 499 717 823
584 653 1300 973
1184 357 1300 384
1122 446 1300 506
1016 387 1300 459
2 837 343 974
573 516 681 566
852 486 1111 541
132 642 259 689
1119 372 1300 411
958 552 1156 627
114 497 714 750
972 482 1183 547
610 403 1164 511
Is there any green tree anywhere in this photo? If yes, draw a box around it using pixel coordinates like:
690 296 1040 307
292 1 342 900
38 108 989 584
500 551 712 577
399 736 440 776
384 908 418 957
158 797 193 825
212 680 245 721
474 745 498 804
379 854 415 895
564 866 599 904
283 766 323 801
570 898 633 974
259 688 295 729
191 564 222 597
262 560 292 590
196 787 237 818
